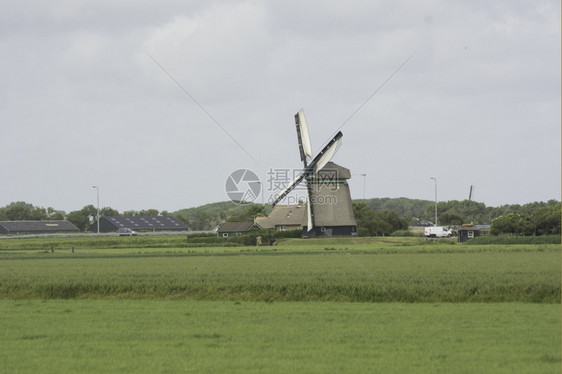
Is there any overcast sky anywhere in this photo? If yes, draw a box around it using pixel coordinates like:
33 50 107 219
1 0 560 213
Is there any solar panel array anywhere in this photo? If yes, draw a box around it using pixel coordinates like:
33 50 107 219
102 216 187 231
0 220 80 234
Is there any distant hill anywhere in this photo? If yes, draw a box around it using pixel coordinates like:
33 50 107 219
351 198 560 226
354 197 432 220
173 198 560 230
173 201 272 231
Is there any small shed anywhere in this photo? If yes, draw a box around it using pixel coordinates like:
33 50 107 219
217 221 261 237
458 224 480 243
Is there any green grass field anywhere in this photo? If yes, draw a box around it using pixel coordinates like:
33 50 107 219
0 235 560 373
1 244 558 302
1 300 559 373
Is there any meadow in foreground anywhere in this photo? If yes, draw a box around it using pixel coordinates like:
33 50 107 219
0 245 559 302
0 237 559 373
0 300 559 374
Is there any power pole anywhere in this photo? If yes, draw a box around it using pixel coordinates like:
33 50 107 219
92 185 100 234
430 177 437 226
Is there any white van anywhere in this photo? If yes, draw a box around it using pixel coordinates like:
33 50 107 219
424 226 452 238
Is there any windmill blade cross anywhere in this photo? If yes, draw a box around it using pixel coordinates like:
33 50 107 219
271 130 343 207
303 130 342 231
308 131 343 173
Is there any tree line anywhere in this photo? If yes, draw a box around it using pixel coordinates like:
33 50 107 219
358 198 560 225
357 198 560 236
489 206 560 236
0 198 559 235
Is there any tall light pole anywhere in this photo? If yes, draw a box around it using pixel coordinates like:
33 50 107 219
430 177 437 226
361 174 367 200
92 185 100 234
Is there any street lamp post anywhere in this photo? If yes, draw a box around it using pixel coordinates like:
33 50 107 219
361 174 367 200
430 177 437 226
92 185 100 234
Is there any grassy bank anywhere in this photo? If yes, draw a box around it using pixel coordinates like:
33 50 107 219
0 234 193 251
0 300 559 374
0 234 411 251
1 246 558 302
1 234 558 252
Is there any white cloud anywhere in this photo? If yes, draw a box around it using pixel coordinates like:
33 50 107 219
142 2 269 103
0 0 559 212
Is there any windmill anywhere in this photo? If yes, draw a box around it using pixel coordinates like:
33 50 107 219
271 110 357 237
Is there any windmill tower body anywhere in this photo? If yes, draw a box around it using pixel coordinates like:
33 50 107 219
304 161 357 236
272 110 357 237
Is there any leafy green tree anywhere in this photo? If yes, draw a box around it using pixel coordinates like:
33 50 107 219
30 206 48 220
353 203 408 236
372 210 408 236
438 212 464 226
67 205 97 231
428 200 491 225
67 211 89 231
46 207 65 220
2 202 49 221
227 204 265 222
138 209 159 216
490 213 533 236
101 207 120 217
5 202 33 220
491 203 560 236
193 210 214 230
353 203 376 234
365 198 430 221
531 203 561 235
174 214 191 228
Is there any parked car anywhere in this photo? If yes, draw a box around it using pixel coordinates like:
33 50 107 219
424 226 452 238
117 228 137 236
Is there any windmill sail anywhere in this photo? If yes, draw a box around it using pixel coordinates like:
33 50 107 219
271 131 343 207
308 131 343 172
306 190 314 230
271 171 306 206
295 110 313 164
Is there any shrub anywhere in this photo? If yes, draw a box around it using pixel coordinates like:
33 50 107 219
466 235 561 245
357 228 370 237
390 230 418 237
186 236 225 244
186 232 217 239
